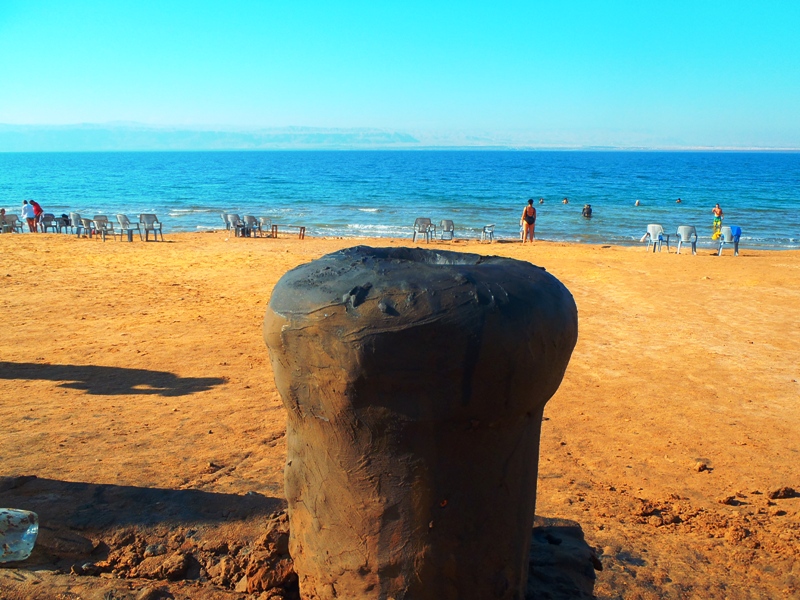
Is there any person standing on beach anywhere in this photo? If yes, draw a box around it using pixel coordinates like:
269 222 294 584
21 200 36 232
521 198 536 243
29 200 44 231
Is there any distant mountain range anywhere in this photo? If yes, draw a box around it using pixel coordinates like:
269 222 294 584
0 124 422 151
1 123 795 151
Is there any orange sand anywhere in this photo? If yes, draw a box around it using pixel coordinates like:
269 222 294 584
1 231 798 598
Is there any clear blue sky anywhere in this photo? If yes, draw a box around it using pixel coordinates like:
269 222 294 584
1 1 799 148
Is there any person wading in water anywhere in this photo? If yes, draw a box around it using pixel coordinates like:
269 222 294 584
712 203 724 240
521 198 536 244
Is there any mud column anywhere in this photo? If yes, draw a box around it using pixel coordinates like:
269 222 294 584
264 246 578 600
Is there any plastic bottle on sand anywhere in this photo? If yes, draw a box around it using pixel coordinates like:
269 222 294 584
0 509 39 562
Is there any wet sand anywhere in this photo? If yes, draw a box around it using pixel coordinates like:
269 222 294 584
1 231 798 598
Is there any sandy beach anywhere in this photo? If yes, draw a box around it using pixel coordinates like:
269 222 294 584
1 231 798 599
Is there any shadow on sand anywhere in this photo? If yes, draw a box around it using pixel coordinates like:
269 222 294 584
0 475 284 531
0 476 596 598
0 361 225 397
527 516 600 599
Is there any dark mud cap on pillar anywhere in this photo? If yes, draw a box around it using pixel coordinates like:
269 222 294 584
265 245 578 600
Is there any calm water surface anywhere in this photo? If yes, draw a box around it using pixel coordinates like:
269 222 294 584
1 151 798 249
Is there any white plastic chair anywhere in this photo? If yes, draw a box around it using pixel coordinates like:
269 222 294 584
2 214 23 233
676 226 698 255
5 214 24 233
481 224 495 243
645 224 670 252
92 215 115 241
243 215 261 237
259 217 273 237
116 214 142 241
440 220 454 241
40 213 60 233
226 214 246 237
80 217 96 239
69 212 84 236
412 218 434 243
140 214 164 241
718 226 741 256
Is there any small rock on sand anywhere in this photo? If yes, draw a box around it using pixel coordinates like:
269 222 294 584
144 543 167 558
70 562 101 576
768 487 798 500
136 586 174 600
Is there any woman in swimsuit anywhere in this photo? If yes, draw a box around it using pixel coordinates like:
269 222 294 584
521 198 536 243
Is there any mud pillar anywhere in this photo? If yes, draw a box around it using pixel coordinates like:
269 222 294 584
264 246 578 600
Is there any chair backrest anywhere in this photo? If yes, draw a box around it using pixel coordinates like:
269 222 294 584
4 213 20 231
440 219 454 232
42 213 55 223
414 217 431 231
721 226 736 242
80 218 93 228
93 215 109 226
483 224 495 233
244 215 258 226
258 217 271 227
227 214 242 227
676 225 696 241
140 214 159 226
646 224 664 239
117 214 131 227
70 212 82 226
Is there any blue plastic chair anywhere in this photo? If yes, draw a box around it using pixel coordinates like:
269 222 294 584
718 226 741 256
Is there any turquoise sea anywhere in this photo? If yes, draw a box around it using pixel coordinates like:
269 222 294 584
1 151 798 249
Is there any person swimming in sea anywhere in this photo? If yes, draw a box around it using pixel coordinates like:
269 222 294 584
634 199 641 207
521 198 536 243
562 197 569 204
582 204 592 218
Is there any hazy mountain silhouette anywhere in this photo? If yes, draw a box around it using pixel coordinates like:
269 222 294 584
0 123 420 151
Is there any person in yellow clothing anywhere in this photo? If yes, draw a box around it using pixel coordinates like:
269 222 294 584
711 203 724 240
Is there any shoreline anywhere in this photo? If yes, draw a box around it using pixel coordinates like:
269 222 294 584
4 228 800 254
